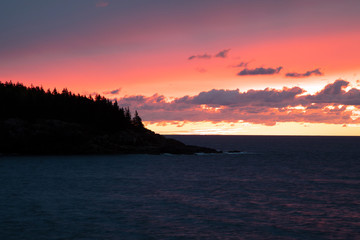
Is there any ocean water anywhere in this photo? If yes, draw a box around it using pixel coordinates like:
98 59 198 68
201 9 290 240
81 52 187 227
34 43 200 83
0 136 359 240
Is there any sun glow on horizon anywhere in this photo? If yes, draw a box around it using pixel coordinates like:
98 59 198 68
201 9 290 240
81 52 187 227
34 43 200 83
1 1 360 136
144 121 360 136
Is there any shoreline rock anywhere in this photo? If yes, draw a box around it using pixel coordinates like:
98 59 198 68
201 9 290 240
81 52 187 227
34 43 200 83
0 118 220 155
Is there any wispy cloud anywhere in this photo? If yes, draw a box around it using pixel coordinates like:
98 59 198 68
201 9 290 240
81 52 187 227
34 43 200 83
237 67 283 76
103 88 121 95
286 68 323 78
188 49 230 60
215 49 230 58
188 54 211 60
234 61 249 68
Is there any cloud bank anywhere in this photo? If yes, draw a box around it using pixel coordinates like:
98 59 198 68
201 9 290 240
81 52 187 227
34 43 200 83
118 80 360 126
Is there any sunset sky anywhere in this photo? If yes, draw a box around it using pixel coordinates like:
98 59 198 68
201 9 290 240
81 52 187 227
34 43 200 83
1 0 360 135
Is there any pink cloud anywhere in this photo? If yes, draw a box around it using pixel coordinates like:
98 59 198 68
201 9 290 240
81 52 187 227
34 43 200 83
118 80 360 126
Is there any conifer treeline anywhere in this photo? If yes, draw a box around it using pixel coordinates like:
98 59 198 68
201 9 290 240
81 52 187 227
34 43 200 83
0 81 143 130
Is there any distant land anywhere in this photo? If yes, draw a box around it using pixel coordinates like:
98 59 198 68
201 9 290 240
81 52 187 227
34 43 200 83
0 82 218 155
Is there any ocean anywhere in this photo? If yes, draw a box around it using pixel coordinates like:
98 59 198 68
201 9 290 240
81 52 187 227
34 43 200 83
0 136 359 239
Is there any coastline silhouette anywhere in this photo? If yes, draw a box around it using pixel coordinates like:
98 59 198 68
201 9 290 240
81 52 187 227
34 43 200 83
0 81 218 155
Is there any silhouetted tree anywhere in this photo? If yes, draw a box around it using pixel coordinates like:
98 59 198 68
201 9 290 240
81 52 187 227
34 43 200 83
132 110 144 127
0 81 144 131
124 107 131 122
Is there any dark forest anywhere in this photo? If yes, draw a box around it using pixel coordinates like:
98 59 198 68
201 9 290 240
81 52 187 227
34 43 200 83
0 81 143 130
0 81 216 155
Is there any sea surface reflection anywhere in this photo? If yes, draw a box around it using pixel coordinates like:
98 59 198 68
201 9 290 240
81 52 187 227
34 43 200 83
1 136 359 239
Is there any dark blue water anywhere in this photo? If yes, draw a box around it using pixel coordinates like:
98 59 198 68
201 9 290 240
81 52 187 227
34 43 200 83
0 136 359 240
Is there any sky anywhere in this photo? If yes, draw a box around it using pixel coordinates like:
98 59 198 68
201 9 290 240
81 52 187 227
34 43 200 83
1 0 360 135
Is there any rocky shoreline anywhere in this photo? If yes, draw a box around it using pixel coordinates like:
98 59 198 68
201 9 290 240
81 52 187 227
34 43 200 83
0 118 220 155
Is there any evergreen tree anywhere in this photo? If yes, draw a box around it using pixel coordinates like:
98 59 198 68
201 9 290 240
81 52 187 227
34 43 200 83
0 81 145 130
132 110 144 127
125 107 131 122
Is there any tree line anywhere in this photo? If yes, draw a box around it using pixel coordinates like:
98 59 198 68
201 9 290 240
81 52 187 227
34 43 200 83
0 81 143 130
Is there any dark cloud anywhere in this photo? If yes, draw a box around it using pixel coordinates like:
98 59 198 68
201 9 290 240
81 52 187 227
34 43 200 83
188 54 211 60
319 79 349 95
188 49 230 60
305 80 360 105
234 62 249 68
286 68 323 78
103 88 121 95
215 49 230 58
237 67 283 76
110 89 121 94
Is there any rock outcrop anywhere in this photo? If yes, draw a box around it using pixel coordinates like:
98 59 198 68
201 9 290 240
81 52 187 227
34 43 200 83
0 118 219 155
